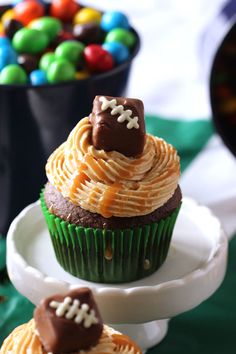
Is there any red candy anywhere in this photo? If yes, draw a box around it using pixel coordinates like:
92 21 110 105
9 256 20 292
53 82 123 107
84 44 114 73
14 0 44 26
50 0 80 22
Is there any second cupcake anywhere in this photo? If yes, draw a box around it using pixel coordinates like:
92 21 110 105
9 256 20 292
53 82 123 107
41 95 182 283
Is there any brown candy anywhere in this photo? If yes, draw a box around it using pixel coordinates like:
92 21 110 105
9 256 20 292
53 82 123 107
34 288 103 353
89 95 146 157
3 18 23 39
17 54 39 74
73 23 104 45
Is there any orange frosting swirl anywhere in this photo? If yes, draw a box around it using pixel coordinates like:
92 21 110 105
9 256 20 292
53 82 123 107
0 320 141 354
46 117 180 217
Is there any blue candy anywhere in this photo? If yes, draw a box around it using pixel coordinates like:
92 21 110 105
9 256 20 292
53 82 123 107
30 69 48 85
0 37 11 48
0 46 18 71
101 11 129 32
102 41 129 64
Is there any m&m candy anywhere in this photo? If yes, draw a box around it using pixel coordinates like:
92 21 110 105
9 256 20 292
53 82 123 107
0 2 137 85
84 44 114 73
18 53 39 74
73 8 102 25
29 17 62 42
12 28 49 54
39 52 57 72
73 23 102 44
105 28 136 49
0 45 17 71
101 11 129 32
3 18 23 39
47 58 76 83
30 69 47 85
103 41 129 64
14 0 45 26
50 0 79 22
55 40 84 65
0 64 27 84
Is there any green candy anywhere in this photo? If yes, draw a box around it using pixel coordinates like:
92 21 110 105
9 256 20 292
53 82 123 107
12 28 49 55
47 58 76 83
39 52 57 72
105 28 136 48
55 40 85 65
0 64 27 84
30 17 62 42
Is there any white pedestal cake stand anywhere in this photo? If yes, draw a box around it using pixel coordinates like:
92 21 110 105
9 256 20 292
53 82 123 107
7 197 227 351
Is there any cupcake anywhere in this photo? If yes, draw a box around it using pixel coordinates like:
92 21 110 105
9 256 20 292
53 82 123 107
0 287 142 354
41 95 182 283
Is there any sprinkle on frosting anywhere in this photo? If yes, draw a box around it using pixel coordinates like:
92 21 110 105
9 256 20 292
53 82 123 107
99 96 139 129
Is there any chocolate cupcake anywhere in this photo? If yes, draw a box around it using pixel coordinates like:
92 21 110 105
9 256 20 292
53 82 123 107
41 95 182 283
0 288 142 354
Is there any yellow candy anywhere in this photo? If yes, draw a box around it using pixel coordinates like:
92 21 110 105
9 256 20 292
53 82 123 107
76 70 90 80
0 22 3 34
73 8 102 25
1 9 15 24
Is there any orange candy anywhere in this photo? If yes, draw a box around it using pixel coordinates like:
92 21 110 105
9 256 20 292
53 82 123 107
14 0 45 26
50 0 80 22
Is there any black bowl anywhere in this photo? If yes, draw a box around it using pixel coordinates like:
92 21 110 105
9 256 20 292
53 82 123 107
0 6 140 235
209 2 236 157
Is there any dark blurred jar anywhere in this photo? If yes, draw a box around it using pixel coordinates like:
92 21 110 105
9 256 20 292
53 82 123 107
202 0 236 157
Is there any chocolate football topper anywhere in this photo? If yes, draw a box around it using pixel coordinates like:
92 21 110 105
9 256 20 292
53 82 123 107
89 95 146 157
34 288 103 353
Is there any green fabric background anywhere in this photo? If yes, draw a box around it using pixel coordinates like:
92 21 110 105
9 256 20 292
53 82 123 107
1 116 234 354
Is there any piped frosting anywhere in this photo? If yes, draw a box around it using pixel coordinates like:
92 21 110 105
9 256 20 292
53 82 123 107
46 116 180 218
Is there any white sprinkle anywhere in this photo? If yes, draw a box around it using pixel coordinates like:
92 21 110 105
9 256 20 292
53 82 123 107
99 96 139 129
49 297 99 328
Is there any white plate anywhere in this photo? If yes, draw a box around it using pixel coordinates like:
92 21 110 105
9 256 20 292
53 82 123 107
7 197 227 324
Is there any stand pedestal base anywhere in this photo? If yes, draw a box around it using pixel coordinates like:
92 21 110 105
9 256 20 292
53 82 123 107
7 197 228 350
111 320 169 351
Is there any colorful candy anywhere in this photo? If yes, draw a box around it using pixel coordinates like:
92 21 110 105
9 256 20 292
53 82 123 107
47 58 76 83
84 44 114 73
0 37 11 47
101 11 129 32
3 18 23 39
12 28 49 54
76 69 90 80
18 53 39 74
30 69 47 85
50 0 80 22
73 22 103 44
105 28 136 49
102 42 129 64
0 3 137 85
55 40 84 65
39 52 57 72
14 0 45 26
73 8 102 25
29 16 62 42
0 64 27 84
1 9 15 25
0 44 17 71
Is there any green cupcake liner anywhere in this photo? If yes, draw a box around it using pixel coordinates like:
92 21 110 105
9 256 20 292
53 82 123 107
40 192 181 283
